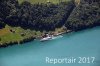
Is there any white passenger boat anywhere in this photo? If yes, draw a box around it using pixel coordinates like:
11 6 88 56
40 36 52 42
40 35 63 42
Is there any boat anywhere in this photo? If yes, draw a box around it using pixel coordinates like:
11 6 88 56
40 34 63 42
40 36 52 42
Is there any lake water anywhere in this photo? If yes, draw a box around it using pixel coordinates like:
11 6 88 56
0 27 100 66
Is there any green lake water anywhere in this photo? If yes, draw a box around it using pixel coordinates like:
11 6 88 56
0 27 100 66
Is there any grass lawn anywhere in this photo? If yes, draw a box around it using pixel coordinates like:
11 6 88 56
0 25 66 46
0 25 42 44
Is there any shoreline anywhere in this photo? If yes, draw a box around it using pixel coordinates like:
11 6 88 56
0 36 36 48
0 26 99 48
0 29 71 48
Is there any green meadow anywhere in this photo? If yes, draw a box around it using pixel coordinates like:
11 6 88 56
0 25 42 44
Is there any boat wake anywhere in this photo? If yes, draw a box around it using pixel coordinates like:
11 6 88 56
40 35 63 42
51 35 63 40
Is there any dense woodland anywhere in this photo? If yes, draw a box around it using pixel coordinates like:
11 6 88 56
0 0 75 31
0 0 100 31
65 0 100 31
0 21 5 29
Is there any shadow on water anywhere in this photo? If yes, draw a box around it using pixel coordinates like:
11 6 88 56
0 26 99 55
66 26 100 38
0 38 61 56
0 26 99 49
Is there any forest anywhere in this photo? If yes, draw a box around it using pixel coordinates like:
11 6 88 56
65 0 100 31
0 0 100 31
0 0 75 31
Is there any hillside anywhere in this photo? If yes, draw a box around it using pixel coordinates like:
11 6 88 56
65 0 100 31
0 0 75 47
0 0 100 47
